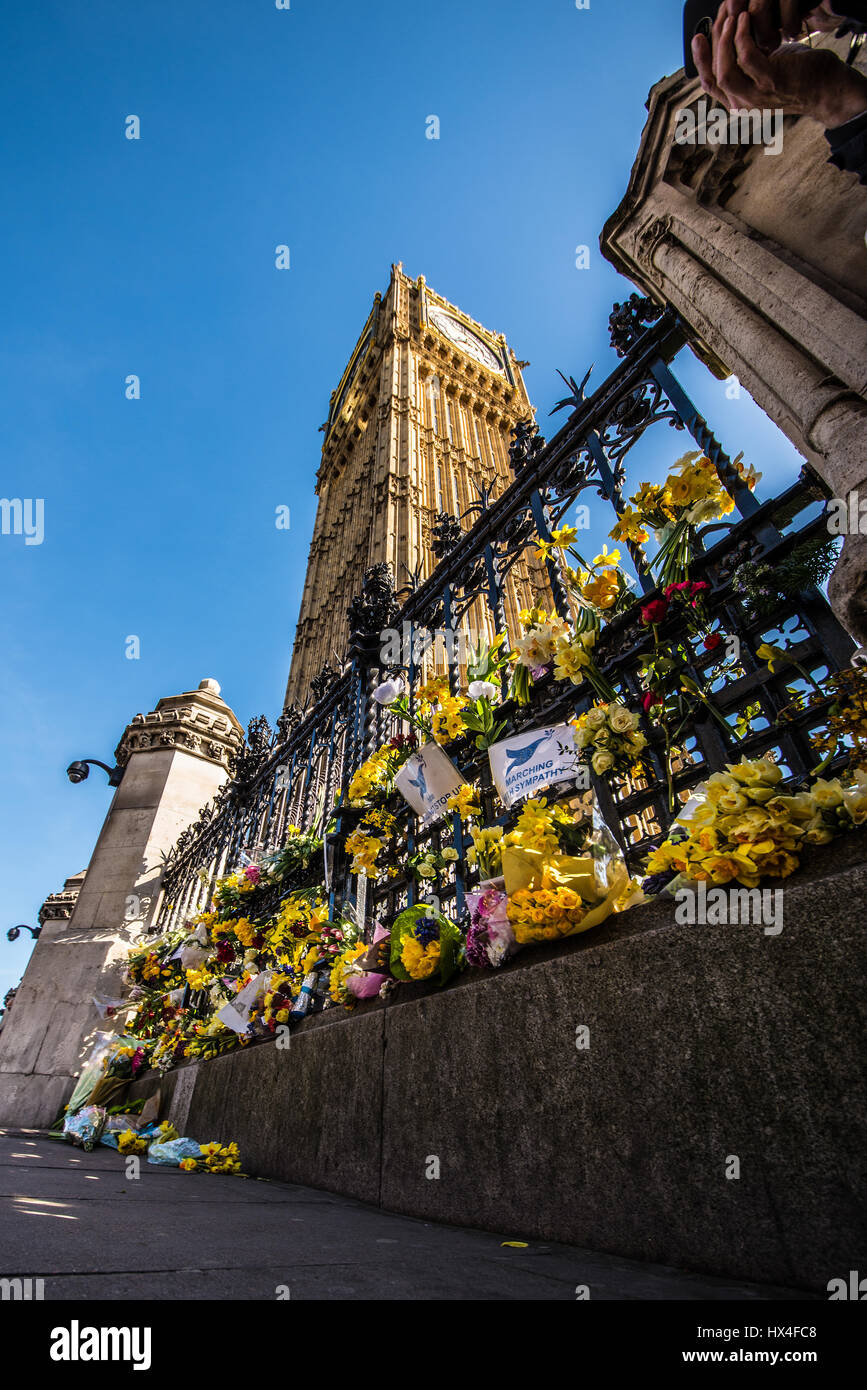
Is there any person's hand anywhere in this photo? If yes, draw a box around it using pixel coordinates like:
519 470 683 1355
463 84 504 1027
693 9 867 127
745 1 843 52
715 1 848 54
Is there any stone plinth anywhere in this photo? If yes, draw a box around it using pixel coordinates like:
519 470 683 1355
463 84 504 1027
0 680 243 1127
128 834 867 1292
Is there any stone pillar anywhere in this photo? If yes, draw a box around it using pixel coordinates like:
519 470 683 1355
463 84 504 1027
600 33 867 644
0 679 243 1127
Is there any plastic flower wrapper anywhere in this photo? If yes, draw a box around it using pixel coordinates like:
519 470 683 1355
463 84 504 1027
178 938 212 972
148 1136 207 1166
390 905 463 986
465 888 518 969
345 923 392 1000
62 1105 107 1152
289 969 326 1020
101 1039 146 1081
466 824 505 885
99 1111 149 1149
502 794 630 944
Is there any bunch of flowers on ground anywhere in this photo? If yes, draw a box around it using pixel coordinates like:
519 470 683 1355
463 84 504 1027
507 885 589 944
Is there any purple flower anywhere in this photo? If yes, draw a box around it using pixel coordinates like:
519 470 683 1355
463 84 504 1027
465 922 491 969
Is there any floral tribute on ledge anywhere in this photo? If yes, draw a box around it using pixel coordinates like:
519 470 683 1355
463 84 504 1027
55 448 867 1120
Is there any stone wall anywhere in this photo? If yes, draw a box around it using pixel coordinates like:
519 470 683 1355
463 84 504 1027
128 835 867 1292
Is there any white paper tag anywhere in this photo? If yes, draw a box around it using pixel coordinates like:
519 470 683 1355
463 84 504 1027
487 722 580 809
216 970 272 1035
394 743 466 829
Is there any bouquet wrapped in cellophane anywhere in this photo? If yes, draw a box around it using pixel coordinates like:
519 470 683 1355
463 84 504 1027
500 792 638 945
389 905 463 986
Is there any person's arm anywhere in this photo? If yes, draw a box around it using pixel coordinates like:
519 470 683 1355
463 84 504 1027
826 108 867 181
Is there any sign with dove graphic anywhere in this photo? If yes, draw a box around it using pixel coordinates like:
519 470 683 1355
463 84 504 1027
395 744 467 828
488 722 581 808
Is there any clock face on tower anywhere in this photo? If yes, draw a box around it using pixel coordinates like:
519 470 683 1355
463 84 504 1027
427 305 504 374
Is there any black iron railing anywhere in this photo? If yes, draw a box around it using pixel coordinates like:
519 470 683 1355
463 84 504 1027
155 303 853 939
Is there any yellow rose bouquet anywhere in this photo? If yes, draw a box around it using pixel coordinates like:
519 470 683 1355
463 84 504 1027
501 796 630 943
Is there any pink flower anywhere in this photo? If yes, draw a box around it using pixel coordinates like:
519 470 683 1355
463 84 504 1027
244 865 261 884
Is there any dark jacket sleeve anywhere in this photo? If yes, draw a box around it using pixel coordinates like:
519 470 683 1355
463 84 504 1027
826 109 867 183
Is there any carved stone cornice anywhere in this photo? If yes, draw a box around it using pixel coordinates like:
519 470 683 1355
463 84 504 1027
115 680 245 769
38 871 86 926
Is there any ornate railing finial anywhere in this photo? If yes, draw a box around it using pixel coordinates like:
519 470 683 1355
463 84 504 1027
310 665 340 705
550 365 594 416
608 293 664 357
346 562 400 644
509 418 546 476
432 512 463 559
276 704 303 743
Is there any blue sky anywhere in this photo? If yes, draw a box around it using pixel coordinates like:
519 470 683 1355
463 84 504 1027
0 0 805 990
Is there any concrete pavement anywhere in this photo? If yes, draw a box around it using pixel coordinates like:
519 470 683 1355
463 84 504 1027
0 1131 817 1301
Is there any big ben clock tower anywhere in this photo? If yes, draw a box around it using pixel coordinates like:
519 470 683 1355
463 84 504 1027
284 264 548 706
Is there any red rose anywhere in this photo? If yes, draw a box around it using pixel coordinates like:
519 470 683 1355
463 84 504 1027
703 632 723 652
664 582 690 599
641 600 669 625
642 690 663 713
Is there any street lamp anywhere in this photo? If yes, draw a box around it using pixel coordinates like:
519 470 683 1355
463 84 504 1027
66 758 123 787
6 925 41 942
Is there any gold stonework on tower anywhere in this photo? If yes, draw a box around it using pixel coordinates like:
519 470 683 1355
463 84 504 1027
284 265 552 706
